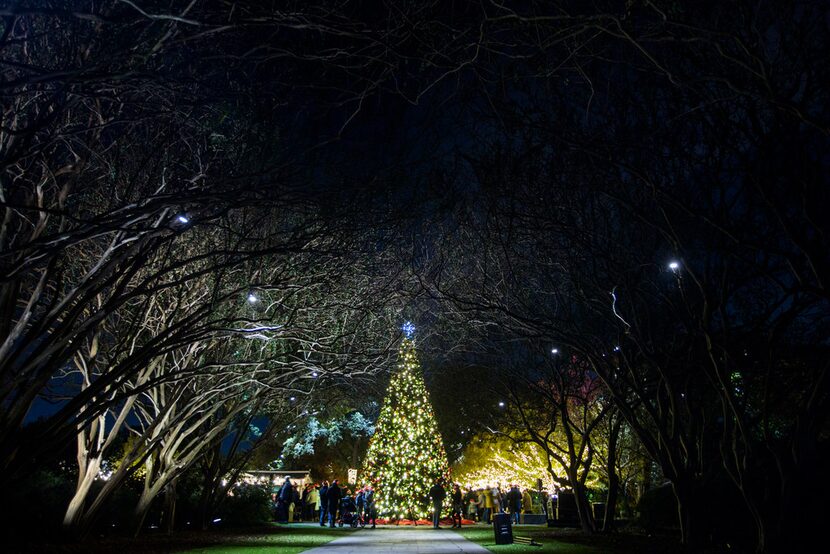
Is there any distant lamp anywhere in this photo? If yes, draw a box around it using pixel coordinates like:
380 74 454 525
176 214 189 224
498 401 505 407
668 261 680 271
402 321 416 339
551 348 559 355
247 293 258 303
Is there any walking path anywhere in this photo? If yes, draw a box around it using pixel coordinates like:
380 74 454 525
301 525 491 553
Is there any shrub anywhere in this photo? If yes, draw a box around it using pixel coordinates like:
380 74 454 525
637 483 678 532
216 484 273 526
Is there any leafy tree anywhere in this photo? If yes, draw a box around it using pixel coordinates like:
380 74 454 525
453 433 565 492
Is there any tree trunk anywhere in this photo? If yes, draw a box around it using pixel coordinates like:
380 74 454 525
351 439 360 470
768 419 822 554
571 477 596 534
197 483 216 531
198 444 221 530
672 478 706 551
603 471 619 533
132 488 157 538
63 457 101 529
77 462 139 539
603 417 621 532
132 456 161 538
162 479 177 535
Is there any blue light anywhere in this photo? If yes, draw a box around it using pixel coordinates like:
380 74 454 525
402 321 416 338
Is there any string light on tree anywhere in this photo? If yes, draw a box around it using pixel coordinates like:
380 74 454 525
361 325 450 520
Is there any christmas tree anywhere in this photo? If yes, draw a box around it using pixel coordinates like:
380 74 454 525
362 323 450 520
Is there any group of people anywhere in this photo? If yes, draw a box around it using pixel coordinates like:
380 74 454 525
274 476 537 528
428 479 464 528
429 481 534 528
273 477 378 528
316 480 378 528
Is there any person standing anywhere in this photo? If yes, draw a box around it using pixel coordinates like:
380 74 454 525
522 488 533 516
483 487 494 524
364 485 377 529
491 485 502 515
355 487 366 522
319 481 329 526
540 489 550 520
327 479 342 527
450 483 463 528
465 488 479 522
300 485 310 521
508 484 522 524
429 478 446 529
308 485 320 521
276 477 293 523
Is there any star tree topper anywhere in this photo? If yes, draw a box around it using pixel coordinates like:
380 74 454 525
402 321 416 339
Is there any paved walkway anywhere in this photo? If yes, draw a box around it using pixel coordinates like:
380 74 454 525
301 525 491 553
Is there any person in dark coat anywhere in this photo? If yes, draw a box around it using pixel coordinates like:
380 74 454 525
507 484 522 524
364 485 377 529
355 488 366 520
327 479 343 527
276 477 293 523
319 481 329 526
450 483 463 528
429 478 446 529
301 485 310 521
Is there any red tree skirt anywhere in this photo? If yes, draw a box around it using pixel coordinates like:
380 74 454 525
374 517 476 526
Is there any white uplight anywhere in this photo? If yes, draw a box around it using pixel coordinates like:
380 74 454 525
176 214 189 224
247 293 258 303
498 401 505 407
668 261 680 271
551 348 559 354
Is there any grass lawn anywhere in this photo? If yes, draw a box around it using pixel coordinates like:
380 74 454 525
12 522 679 554
454 524 681 554
454 525 602 553
174 523 347 554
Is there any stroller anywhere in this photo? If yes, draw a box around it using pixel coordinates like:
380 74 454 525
338 496 361 528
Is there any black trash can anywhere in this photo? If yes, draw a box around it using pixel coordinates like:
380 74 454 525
557 493 579 525
493 512 513 545
592 502 606 523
